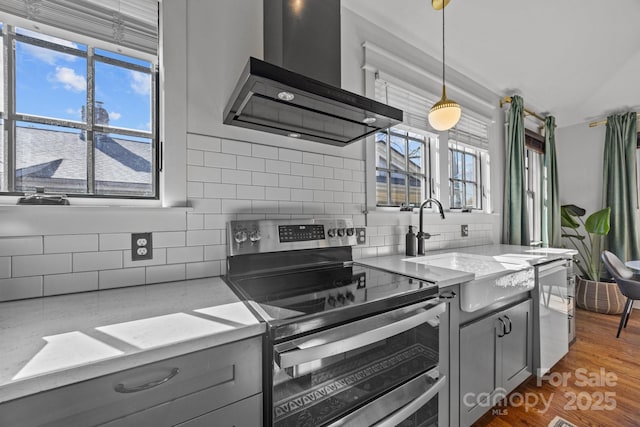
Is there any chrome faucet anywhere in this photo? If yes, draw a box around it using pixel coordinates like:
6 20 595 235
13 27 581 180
417 198 445 255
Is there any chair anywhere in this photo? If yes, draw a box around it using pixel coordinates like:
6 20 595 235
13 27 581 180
601 250 640 338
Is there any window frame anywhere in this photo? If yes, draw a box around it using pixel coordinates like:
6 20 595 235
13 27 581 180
448 143 483 210
0 22 159 200
375 127 432 207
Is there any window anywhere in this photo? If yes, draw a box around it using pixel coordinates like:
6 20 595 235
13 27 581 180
448 143 481 209
524 129 545 244
0 2 158 199
376 128 431 206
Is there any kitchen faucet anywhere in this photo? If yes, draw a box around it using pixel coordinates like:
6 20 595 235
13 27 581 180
417 198 445 255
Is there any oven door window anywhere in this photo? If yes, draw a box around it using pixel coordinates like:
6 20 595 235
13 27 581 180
272 299 444 427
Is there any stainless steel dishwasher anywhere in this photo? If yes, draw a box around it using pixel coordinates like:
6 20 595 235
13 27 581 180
534 259 570 376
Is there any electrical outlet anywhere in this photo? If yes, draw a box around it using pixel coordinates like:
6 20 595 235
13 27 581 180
356 227 366 245
132 232 153 261
461 224 469 237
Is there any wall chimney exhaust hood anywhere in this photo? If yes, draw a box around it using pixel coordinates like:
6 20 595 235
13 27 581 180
223 0 403 147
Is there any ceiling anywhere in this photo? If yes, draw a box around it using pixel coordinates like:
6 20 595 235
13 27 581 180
343 0 640 128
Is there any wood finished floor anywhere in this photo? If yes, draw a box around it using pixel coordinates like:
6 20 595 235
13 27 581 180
473 307 640 427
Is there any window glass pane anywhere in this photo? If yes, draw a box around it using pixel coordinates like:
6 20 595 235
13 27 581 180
451 151 462 179
408 175 423 205
376 170 388 205
16 28 87 52
451 181 462 208
465 182 477 208
390 172 406 205
389 134 406 172
465 153 476 181
94 132 153 196
95 48 151 68
95 60 152 132
15 122 86 193
15 39 87 121
0 118 5 191
375 132 387 168
408 140 423 174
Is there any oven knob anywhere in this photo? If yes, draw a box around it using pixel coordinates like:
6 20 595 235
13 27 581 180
327 296 336 306
249 230 261 243
234 230 248 244
346 291 355 302
328 229 337 238
337 293 345 304
346 228 355 236
337 228 345 237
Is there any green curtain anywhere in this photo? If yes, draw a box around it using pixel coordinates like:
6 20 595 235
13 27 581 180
603 111 639 261
542 116 561 247
502 95 529 245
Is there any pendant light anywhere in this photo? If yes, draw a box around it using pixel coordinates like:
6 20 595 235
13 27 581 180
428 0 461 131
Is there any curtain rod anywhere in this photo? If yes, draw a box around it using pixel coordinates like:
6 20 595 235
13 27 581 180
589 112 640 128
499 96 547 123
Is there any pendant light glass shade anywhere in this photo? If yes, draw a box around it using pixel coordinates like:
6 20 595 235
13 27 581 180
429 0 461 131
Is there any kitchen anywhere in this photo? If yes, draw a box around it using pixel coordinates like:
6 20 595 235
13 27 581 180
1 0 639 426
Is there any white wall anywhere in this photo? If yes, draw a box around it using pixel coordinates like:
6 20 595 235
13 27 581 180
0 0 502 302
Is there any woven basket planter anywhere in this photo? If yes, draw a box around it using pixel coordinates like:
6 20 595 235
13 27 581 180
575 276 625 314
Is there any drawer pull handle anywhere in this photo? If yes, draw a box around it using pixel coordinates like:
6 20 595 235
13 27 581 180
115 367 180 393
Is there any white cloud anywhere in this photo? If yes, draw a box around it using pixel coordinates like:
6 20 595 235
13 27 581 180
109 112 122 121
65 107 82 118
53 67 86 92
129 70 150 96
20 30 78 65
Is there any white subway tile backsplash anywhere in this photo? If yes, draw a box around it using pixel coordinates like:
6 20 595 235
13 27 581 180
221 139 252 156
187 214 204 230
187 261 221 280
252 201 279 213
221 198 252 214
188 165 221 183
334 192 353 203
344 204 364 214
252 144 278 159
123 248 167 267
324 179 344 191
343 158 362 171
187 229 221 246
187 149 204 166
44 272 98 296
291 189 314 202
204 214 232 230
167 246 203 264
99 268 146 290
333 168 352 181
313 190 334 203
359 247 377 258
313 165 333 179
279 201 303 214
0 236 42 256
44 234 98 254
0 276 42 301
252 172 279 187
188 182 204 198
205 183 237 199
369 236 385 247
154 231 186 248
0 257 10 278
303 177 324 190
221 169 252 185
237 155 265 172
266 159 291 174
303 202 324 214
205 152 237 169
190 198 222 213
353 171 366 182
279 174 303 188
303 152 324 165
99 233 130 251
204 244 226 261
279 148 302 163
146 264 186 284
290 162 314 177
73 251 122 272
237 185 265 200
343 181 363 193
324 203 344 214
187 134 221 152
324 155 344 168
265 187 291 201
12 253 71 277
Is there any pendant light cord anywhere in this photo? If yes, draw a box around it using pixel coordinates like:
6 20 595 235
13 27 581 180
442 4 446 91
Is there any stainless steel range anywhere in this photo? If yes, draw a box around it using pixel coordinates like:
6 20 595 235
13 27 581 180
225 218 449 426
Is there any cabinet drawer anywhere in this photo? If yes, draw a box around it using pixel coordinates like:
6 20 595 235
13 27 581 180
0 336 262 427
176 393 262 427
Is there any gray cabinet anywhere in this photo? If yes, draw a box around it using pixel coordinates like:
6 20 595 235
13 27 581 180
459 299 532 426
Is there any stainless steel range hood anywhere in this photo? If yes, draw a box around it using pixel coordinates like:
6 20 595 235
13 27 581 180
223 0 403 147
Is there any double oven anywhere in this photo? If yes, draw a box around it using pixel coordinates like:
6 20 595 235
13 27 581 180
225 218 452 426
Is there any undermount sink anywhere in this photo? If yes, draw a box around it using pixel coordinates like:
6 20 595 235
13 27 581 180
403 252 535 312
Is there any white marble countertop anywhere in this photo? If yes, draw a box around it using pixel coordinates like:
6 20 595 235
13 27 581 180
355 244 577 286
0 277 265 404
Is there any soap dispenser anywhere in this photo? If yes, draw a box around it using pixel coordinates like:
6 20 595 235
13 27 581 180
405 225 417 256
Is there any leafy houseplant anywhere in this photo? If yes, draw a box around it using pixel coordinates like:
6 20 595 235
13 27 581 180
561 204 624 314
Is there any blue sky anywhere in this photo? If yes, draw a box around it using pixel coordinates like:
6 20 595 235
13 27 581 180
13 29 152 134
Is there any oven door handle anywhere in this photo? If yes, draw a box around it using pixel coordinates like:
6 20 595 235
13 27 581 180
276 302 445 369
372 375 446 427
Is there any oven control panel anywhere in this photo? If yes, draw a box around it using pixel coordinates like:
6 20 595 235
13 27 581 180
228 218 357 256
